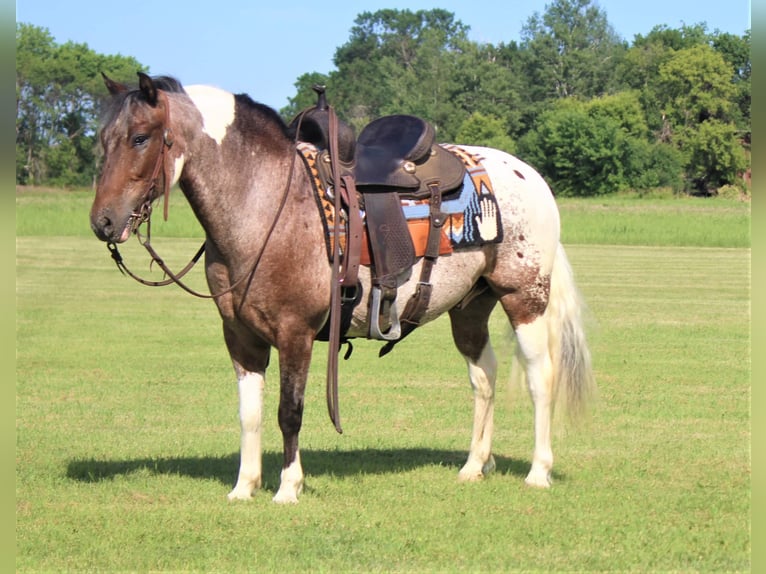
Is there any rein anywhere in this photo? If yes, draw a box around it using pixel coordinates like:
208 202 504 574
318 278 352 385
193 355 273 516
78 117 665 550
104 93 346 434
105 90 299 301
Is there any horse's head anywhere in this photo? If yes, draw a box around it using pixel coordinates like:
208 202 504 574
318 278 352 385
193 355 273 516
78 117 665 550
90 72 181 243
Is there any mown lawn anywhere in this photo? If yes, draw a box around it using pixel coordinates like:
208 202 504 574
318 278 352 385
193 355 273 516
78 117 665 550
16 188 750 572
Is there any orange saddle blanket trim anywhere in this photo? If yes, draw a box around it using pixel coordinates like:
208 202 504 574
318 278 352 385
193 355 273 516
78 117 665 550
359 218 452 265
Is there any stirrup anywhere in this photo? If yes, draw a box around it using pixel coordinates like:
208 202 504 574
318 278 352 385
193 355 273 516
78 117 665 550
369 286 402 341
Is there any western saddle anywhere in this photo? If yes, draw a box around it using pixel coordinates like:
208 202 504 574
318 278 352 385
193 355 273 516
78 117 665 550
290 86 467 431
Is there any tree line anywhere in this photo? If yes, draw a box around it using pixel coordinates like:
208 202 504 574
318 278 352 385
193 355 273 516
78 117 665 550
16 0 750 196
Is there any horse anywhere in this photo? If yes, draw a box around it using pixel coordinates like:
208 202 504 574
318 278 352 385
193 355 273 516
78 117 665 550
90 72 594 503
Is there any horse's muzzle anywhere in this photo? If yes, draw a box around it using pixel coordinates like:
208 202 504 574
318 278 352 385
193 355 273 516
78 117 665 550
90 210 131 243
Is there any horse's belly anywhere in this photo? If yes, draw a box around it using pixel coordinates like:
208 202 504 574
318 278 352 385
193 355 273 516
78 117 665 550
345 249 487 338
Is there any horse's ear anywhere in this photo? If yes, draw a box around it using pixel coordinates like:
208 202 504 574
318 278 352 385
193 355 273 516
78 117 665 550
101 72 128 95
137 72 158 106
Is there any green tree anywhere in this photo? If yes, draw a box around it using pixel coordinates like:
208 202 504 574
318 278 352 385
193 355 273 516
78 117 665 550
519 0 627 102
451 41 525 139
16 23 144 186
653 44 745 192
323 9 471 135
657 44 736 128
281 71 331 120
711 30 750 140
518 100 627 196
518 93 686 196
455 112 516 153
616 24 709 137
678 119 747 193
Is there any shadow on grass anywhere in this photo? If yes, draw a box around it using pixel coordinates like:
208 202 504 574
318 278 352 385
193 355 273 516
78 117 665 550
66 448 537 491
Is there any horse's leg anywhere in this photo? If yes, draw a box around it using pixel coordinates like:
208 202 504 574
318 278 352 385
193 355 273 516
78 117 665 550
449 288 499 482
224 326 271 501
272 334 314 504
499 288 555 487
513 316 555 487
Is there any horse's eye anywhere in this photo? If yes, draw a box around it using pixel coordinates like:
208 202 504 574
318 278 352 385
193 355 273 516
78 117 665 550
132 134 149 147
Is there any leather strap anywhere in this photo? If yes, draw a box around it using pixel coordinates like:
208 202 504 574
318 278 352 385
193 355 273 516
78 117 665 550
339 174 361 288
325 105 346 434
379 181 445 357
105 93 300 301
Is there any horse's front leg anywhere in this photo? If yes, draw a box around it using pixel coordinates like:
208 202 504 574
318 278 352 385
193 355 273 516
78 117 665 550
228 364 266 500
273 334 314 504
223 326 271 501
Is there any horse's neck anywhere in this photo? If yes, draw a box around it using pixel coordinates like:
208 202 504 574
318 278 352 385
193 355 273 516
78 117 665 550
178 131 296 262
170 89 301 261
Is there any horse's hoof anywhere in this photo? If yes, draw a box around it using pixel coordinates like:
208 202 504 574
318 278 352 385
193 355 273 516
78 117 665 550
227 490 253 501
272 491 300 504
458 465 484 482
524 472 552 488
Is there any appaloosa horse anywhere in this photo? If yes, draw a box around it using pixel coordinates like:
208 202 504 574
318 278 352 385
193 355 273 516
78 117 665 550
90 72 594 503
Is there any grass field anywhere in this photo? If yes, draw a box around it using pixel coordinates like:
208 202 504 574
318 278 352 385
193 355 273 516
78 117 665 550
16 188 750 571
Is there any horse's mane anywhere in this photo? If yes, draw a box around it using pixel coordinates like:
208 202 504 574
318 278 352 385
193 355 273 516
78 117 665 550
234 93 292 139
100 75 186 127
151 75 185 93
100 74 292 140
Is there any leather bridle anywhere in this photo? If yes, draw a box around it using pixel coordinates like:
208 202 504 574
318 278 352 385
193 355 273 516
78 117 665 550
104 91 347 433
105 89 297 302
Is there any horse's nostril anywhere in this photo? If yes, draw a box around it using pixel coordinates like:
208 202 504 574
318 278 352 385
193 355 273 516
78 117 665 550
91 213 114 241
97 215 113 235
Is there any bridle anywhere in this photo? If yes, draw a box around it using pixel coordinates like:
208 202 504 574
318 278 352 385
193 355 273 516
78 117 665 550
105 89 299 302
103 89 346 432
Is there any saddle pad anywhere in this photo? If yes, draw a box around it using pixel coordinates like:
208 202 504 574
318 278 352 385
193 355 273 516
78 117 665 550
297 143 503 263
401 144 504 248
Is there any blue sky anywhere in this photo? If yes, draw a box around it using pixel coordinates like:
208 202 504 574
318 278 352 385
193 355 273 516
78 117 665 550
16 0 751 111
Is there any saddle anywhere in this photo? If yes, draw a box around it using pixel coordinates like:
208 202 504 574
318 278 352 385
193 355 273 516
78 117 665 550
291 87 466 344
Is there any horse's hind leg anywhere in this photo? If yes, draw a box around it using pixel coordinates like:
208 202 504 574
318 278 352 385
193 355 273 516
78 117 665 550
515 317 555 486
449 288 499 482
502 297 555 488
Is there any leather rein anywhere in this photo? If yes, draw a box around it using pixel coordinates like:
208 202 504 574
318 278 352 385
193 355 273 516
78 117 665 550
105 89 298 302
104 93 345 433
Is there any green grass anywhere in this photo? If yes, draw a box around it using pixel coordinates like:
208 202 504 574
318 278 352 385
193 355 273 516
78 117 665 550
15 187 205 238
557 194 751 247
16 189 750 571
16 186 751 248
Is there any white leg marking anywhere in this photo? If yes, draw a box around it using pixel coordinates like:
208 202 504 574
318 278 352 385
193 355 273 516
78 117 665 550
458 344 498 482
185 85 235 146
228 371 264 501
273 451 304 504
515 319 554 487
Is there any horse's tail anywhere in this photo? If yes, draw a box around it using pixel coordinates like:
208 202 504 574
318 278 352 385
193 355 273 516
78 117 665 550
512 242 595 420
